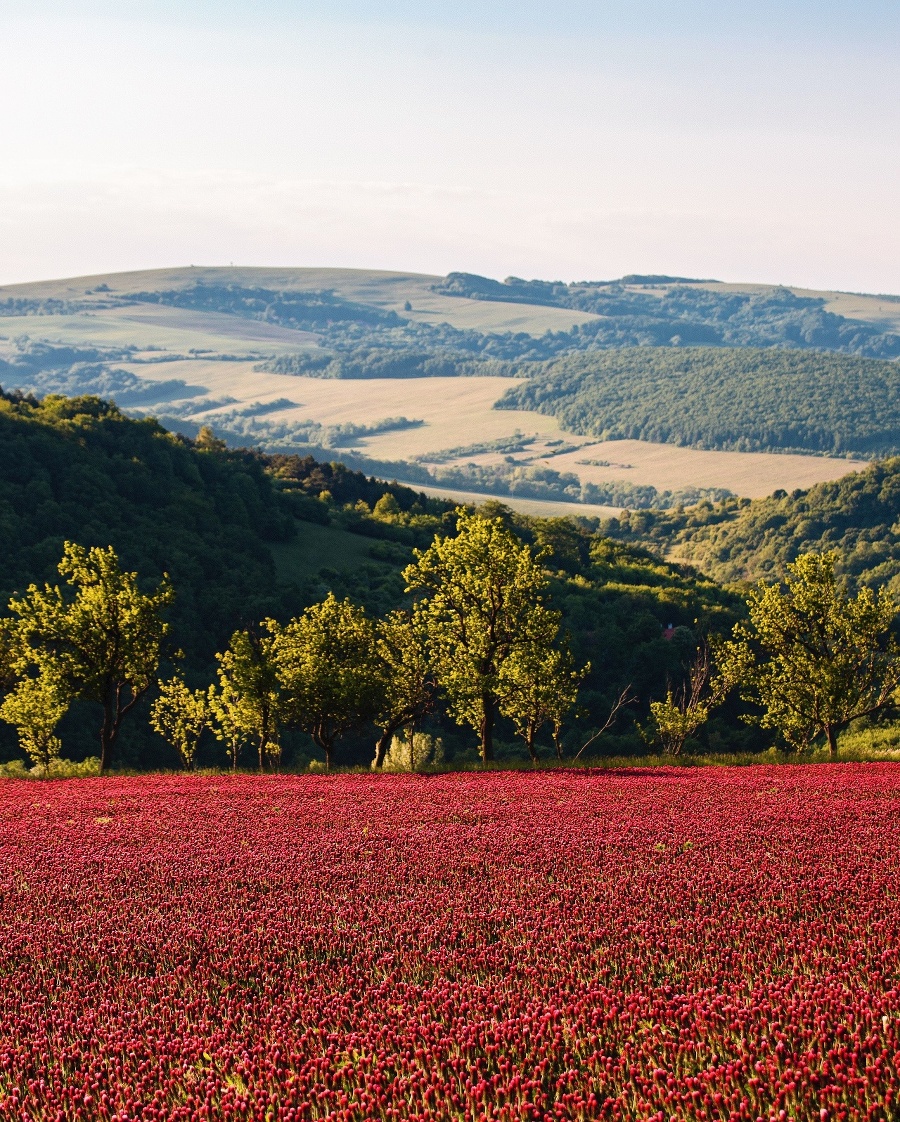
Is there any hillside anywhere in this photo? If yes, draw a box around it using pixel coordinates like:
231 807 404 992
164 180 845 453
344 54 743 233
435 273 900 357
0 392 744 768
496 347 900 457
599 457 900 595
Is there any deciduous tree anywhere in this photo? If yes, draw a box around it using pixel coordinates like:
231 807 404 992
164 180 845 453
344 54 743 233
404 509 555 763
0 670 68 774
208 628 281 773
372 609 435 769
6 543 172 772
647 644 731 757
272 594 380 770
719 551 900 758
498 609 585 762
150 676 209 771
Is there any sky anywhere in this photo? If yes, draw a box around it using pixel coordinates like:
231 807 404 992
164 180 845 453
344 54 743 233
1 1 898 291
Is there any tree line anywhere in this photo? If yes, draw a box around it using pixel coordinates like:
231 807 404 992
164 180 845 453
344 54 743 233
0 512 584 773
3 508 900 773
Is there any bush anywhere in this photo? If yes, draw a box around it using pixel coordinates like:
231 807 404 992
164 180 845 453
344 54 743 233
380 732 444 772
0 756 101 779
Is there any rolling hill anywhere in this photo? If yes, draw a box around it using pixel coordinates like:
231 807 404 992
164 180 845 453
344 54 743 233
1 266 896 508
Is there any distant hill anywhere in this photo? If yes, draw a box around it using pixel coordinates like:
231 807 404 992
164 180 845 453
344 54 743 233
599 457 900 596
1 265 898 507
434 273 900 358
497 346 900 457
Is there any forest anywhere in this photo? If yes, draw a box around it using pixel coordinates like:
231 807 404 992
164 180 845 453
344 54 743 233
497 346 900 456
600 455 900 596
4 386 900 776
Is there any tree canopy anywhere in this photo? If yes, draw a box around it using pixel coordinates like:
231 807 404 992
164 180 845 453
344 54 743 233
6 542 172 771
718 552 900 757
404 510 571 762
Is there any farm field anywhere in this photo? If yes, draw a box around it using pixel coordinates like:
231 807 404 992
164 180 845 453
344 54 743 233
0 266 597 338
1 767 898 1120
518 439 865 499
124 362 565 456
389 479 623 519
125 362 860 499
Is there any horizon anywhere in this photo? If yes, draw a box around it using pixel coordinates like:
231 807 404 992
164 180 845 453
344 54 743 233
1 1 899 293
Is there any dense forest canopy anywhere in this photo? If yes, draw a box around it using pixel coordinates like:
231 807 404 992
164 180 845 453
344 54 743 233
496 346 900 457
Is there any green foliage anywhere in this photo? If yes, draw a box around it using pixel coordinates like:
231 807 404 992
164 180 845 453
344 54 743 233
0 390 757 767
150 676 209 771
6 542 173 771
208 628 281 773
435 274 900 358
371 610 435 768
499 634 586 761
647 690 708 757
380 731 444 773
267 453 447 522
497 347 900 456
0 755 100 779
718 552 900 756
603 458 900 596
405 509 566 762
272 594 381 769
0 670 68 773
645 647 726 757
0 389 294 667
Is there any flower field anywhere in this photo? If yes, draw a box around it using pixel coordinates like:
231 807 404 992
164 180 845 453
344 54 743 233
0 768 898 1121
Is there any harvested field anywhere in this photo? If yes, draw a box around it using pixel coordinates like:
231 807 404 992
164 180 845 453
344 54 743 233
126 364 563 456
526 438 865 499
127 363 863 499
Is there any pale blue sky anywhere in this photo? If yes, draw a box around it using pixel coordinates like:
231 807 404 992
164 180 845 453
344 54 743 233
1 1 898 291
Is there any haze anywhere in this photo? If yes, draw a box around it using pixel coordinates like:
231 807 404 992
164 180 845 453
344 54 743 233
1 0 898 291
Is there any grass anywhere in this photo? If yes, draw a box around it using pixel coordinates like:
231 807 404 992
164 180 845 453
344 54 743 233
6 749 899 780
269 522 380 579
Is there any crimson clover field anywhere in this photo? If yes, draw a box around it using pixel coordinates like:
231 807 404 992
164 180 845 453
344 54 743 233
0 768 898 1121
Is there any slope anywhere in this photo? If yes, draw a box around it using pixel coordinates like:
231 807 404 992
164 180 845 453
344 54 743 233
599 457 900 595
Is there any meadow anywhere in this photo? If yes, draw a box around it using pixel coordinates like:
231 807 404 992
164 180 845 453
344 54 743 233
0 767 897 1120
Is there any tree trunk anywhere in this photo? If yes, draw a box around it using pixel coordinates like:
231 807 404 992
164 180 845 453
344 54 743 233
480 695 495 764
258 733 265 774
826 725 839 761
99 700 117 774
553 723 563 761
373 722 402 769
526 726 537 764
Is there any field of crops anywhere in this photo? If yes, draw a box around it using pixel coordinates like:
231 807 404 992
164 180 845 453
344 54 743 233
0 767 898 1120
